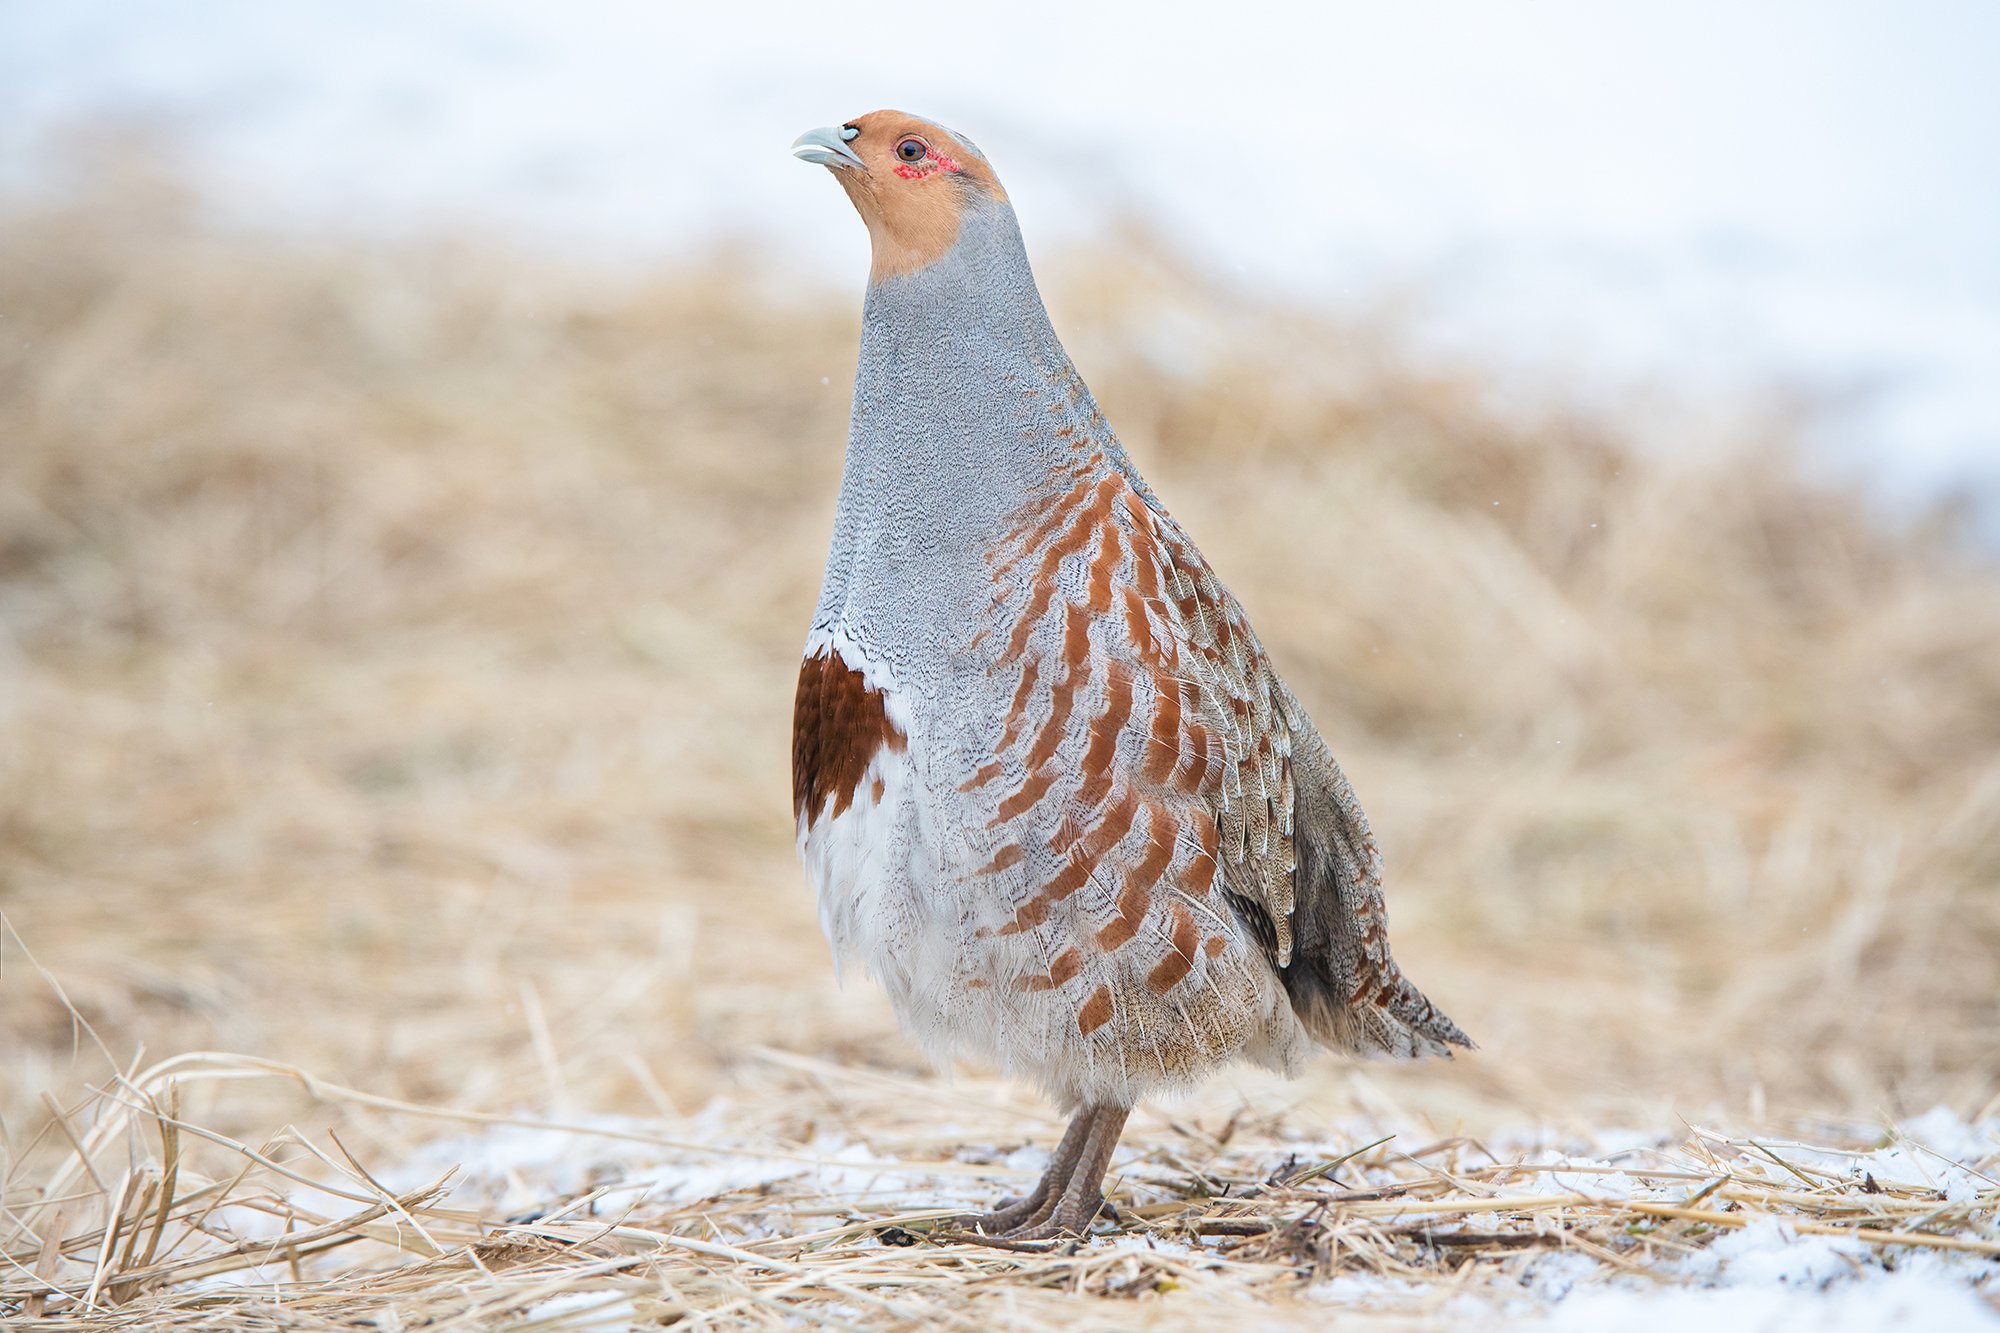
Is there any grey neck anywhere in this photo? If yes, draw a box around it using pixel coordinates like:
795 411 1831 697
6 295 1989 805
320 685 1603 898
813 197 1108 669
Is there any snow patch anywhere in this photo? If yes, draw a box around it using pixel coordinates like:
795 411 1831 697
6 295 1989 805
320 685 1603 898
518 1288 638 1330
1526 1270 2000 1333
1899 1107 2000 1173
1703 1218 1867 1288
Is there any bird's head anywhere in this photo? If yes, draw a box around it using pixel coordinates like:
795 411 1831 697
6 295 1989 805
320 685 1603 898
791 110 1008 282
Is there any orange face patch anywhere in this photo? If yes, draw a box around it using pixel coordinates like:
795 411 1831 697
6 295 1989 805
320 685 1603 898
827 110 1007 282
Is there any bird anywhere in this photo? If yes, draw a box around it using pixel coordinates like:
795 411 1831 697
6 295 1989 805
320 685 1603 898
789 110 1470 1240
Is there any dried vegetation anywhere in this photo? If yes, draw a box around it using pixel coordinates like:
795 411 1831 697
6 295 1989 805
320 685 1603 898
2 176 1997 1326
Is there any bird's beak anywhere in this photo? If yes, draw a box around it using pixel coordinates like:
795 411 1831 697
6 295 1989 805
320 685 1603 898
791 125 865 171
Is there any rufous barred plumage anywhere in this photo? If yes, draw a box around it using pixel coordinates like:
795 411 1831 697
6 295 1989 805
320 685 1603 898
790 110 1470 1240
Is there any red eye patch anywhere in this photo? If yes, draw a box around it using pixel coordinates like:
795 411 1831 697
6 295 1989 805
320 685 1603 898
894 150 962 181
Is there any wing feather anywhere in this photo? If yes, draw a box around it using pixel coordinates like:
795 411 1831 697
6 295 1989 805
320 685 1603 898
1131 487 1471 1057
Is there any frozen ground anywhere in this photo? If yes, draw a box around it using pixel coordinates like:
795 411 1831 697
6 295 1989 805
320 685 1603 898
9 1048 1998 1326
3 0 1997 514
346 1098 1999 1328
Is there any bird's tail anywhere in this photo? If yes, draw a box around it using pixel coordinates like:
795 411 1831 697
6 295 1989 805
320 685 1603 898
1276 705 1472 1060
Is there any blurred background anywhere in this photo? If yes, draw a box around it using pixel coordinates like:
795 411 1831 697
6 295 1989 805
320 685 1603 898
3 0 1997 1155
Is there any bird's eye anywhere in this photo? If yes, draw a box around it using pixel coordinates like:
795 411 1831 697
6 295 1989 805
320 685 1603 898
896 137 928 163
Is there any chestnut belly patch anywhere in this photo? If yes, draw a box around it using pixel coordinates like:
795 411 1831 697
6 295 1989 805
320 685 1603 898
792 648 907 826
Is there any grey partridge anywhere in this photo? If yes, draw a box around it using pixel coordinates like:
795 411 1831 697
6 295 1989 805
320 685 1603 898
790 111 1470 1241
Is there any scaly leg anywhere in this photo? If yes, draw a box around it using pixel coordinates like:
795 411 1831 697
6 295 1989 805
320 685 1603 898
957 1106 1098 1236
996 1104 1130 1241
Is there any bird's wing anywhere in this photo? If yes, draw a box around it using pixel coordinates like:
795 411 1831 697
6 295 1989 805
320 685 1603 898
1128 489 1472 1058
968 461 1467 1060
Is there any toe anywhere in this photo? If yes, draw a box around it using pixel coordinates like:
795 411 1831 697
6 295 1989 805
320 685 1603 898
955 1195 1041 1235
996 1195 1106 1242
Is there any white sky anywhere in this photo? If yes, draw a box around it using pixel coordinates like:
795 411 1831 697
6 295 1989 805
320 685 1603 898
4 0 1997 499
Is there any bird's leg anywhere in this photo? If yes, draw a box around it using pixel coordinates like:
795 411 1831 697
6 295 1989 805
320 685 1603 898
995 1104 1130 1241
957 1106 1098 1235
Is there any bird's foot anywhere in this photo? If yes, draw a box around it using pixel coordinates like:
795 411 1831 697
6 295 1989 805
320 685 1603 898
945 1105 1128 1244
990 1192 1107 1242
952 1193 1041 1236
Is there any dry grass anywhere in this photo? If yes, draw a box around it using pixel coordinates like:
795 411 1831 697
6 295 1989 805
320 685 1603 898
3 169 1999 1326
4 1044 1996 1327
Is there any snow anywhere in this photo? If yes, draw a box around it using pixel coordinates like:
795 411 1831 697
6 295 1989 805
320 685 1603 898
1696 1218 1869 1286
1528 1272 1999 1333
1305 1195 2000 1331
2 0 1997 512
1530 1168 1635 1202
1286 1113 2000 1327
352 1103 2000 1324
378 1104 1028 1226
1521 1252 1602 1304
517 1289 638 1331
1903 1106 2000 1173
1520 1218 2000 1332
